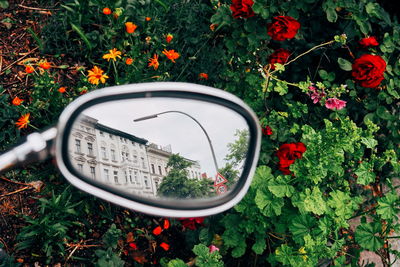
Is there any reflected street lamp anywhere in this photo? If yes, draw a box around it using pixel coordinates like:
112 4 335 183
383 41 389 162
133 111 219 173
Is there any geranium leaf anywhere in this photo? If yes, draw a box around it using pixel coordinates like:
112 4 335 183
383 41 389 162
355 161 376 185
355 222 384 251
376 193 399 220
337 57 352 71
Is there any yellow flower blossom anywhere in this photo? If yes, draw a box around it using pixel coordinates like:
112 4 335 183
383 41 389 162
87 66 109 85
102 48 122 62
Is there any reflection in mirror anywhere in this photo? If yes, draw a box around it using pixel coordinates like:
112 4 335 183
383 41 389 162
67 98 250 201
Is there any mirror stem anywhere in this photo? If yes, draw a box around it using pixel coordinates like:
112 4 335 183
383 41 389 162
0 127 57 174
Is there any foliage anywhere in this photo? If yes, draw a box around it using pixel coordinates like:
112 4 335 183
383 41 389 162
2 0 400 265
158 154 214 198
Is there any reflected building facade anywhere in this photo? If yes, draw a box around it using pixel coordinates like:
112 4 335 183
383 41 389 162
68 115 203 196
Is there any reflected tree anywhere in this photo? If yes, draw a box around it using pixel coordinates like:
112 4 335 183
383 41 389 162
218 163 240 189
158 154 214 199
224 129 249 168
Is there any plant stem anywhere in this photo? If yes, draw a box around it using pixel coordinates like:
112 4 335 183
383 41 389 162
269 75 299 87
269 40 335 76
112 61 119 84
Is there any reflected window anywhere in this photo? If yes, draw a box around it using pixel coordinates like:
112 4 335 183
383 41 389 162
75 139 81 153
129 170 133 183
144 177 149 188
101 147 107 159
158 166 162 175
87 143 93 156
124 171 128 184
104 169 109 182
109 134 113 140
90 166 95 179
141 157 146 168
114 171 118 184
111 149 116 161
100 131 104 137
134 171 139 183
151 164 155 174
77 163 83 172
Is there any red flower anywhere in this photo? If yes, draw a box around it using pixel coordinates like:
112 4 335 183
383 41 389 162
276 142 306 175
58 87 67 93
267 16 300 41
359 36 379 47
230 0 255 19
166 34 173 43
160 242 170 251
12 96 23 106
163 219 170 229
352 54 386 88
268 48 291 70
262 125 273 136
103 8 112 15
199 73 209 80
152 226 162 235
129 242 138 250
25 65 34 74
179 217 205 230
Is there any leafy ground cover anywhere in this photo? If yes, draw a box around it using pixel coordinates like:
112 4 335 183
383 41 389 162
1 0 400 266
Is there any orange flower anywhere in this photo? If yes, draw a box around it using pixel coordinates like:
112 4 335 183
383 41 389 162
15 113 30 129
38 61 51 70
58 87 67 93
152 226 162 235
199 73 209 80
102 48 122 62
103 7 112 15
159 242 170 251
166 34 173 43
145 17 151 21
12 96 23 106
162 49 180 63
25 65 34 74
87 66 109 85
148 54 159 70
125 22 137 34
125 58 133 65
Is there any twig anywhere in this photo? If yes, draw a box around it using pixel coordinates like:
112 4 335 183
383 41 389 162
0 47 38 76
0 186 31 198
17 4 59 11
0 176 30 186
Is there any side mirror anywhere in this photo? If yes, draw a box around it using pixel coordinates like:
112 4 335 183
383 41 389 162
0 82 261 217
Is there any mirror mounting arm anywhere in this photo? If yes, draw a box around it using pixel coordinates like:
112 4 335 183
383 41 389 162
0 127 57 174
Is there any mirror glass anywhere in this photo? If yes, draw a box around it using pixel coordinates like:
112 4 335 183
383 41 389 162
67 97 250 201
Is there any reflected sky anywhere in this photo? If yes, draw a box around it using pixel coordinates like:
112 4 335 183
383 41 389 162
82 97 249 177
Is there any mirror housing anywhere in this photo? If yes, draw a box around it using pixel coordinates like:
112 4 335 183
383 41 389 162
52 83 261 217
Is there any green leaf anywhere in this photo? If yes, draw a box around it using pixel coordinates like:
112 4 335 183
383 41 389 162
376 106 393 120
355 223 384 251
325 7 338 22
289 215 317 244
255 189 284 217
302 187 327 215
337 58 352 71
268 176 295 198
376 193 399 220
70 23 93 50
361 137 378 149
252 233 266 254
355 161 376 185
0 0 9 9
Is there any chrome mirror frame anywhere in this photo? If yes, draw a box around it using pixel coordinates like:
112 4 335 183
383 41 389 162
54 82 261 217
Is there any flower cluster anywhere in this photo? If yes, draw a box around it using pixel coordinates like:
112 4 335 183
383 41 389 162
230 0 255 19
276 142 306 175
178 217 205 230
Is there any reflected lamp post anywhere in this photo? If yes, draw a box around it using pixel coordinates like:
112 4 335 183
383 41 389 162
133 111 219 173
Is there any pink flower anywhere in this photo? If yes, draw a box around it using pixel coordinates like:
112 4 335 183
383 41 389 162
325 98 346 110
308 85 326 104
209 245 220 253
